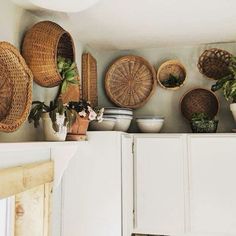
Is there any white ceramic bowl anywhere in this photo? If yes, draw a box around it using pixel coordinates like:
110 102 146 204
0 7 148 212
136 116 164 133
104 107 133 116
103 114 133 132
89 118 116 131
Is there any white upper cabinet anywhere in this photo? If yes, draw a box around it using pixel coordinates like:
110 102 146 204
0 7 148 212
133 134 186 235
188 135 236 234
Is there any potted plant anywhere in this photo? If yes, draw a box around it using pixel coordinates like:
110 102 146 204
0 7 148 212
28 100 76 141
211 56 236 122
190 112 218 133
67 100 104 140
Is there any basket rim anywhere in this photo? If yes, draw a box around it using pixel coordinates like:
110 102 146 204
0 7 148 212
179 87 220 121
104 55 157 109
157 59 187 90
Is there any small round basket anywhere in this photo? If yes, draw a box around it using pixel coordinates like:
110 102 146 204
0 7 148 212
157 60 186 90
180 88 219 120
198 48 232 80
105 55 156 109
0 42 33 132
22 21 76 87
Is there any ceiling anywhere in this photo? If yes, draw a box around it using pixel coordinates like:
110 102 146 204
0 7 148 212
14 0 236 50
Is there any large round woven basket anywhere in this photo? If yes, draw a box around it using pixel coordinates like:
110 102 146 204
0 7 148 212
22 21 75 87
198 48 232 80
0 42 33 132
180 88 219 120
157 60 186 90
105 55 156 109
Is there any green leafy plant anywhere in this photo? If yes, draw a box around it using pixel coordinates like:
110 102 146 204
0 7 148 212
211 56 236 103
57 56 79 94
161 73 185 88
28 99 77 132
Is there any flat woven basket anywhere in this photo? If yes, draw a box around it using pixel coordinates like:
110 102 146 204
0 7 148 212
198 48 232 80
157 60 186 90
105 55 156 109
82 53 98 107
22 21 76 87
180 88 219 120
0 42 33 132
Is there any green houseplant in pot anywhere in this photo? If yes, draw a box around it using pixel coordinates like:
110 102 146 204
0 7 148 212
211 56 236 122
28 100 77 141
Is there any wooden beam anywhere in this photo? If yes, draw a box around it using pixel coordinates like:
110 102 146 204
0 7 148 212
0 161 54 199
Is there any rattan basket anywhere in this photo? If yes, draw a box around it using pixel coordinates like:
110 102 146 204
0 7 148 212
105 55 156 109
180 88 219 120
157 60 186 90
22 21 76 87
198 48 232 80
0 42 33 132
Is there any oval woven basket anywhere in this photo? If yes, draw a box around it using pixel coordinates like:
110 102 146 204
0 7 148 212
157 60 186 90
22 21 75 87
105 55 156 109
198 48 232 80
180 88 219 121
0 42 33 132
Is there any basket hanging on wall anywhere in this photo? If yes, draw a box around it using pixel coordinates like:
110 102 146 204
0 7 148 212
0 42 33 132
105 55 156 109
198 48 232 80
22 21 77 88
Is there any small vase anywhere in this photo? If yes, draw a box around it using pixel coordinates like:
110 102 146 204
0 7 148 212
42 112 67 141
230 103 236 123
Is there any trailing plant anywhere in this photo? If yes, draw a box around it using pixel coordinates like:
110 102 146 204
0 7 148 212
161 73 184 88
211 56 236 103
68 100 104 121
57 56 79 94
28 99 77 132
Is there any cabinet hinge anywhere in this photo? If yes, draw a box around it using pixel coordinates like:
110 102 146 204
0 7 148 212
132 142 135 156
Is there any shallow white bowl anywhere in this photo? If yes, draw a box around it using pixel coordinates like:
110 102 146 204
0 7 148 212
89 118 116 131
104 107 133 116
104 115 132 132
136 117 164 133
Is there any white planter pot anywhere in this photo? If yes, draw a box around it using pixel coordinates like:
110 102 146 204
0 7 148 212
230 103 236 123
42 113 67 141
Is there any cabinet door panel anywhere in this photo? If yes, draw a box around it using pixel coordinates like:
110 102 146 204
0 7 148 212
189 136 236 234
134 135 186 235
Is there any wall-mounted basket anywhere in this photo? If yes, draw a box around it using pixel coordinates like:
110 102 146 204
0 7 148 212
105 55 156 109
180 88 219 120
157 60 186 90
0 42 33 132
22 21 76 87
198 48 232 80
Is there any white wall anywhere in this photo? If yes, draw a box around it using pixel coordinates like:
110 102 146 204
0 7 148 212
95 44 236 133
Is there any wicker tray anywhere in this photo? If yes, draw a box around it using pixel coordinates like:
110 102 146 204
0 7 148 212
105 55 156 109
82 53 98 107
0 42 33 132
180 88 219 120
198 48 232 80
157 60 186 90
22 21 76 87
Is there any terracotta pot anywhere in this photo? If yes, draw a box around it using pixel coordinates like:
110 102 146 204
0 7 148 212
68 115 89 135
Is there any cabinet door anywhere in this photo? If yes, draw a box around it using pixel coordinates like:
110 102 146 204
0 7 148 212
134 135 186 235
189 135 236 234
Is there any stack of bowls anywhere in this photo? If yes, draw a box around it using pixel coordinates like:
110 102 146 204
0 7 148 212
136 116 164 133
103 107 133 132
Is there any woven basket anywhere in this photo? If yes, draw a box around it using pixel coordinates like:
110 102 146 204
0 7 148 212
22 21 76 87
198 48 232 80
82 53 98 107
180 88 219 121
105 55 156 109
157 60 186 90
0 42 33 132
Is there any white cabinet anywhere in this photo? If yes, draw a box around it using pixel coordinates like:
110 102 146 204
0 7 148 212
188 135 236 234
62 132 133 236
133 135 186 235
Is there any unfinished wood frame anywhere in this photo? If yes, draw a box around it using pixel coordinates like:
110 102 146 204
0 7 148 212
0 161 54 236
